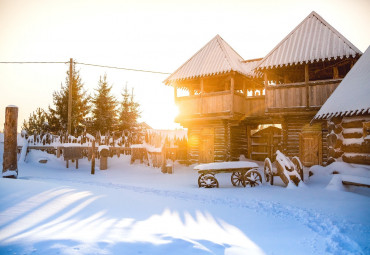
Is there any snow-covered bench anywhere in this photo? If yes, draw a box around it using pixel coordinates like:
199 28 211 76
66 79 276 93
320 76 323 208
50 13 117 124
341 175 370 188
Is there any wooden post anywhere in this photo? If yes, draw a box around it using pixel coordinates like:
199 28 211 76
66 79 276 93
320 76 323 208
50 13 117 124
305 64 309 108
200 79 204 114
3 106 18 178
230 74 235 115
246 125 252 159
91 140 95 174
333 66 339 79
174 83 177 101
189 88 194 96
68 58 73 135
264 72 268 107
242 80 246 96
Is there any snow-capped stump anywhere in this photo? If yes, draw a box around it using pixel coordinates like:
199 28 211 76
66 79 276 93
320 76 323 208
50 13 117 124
99 145 110 170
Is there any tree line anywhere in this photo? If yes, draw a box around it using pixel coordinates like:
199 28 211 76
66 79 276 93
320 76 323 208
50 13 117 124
22 65 140 136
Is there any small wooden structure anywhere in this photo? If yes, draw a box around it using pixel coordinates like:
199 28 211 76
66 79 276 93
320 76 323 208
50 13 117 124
194 161 261 188
63 147 83 169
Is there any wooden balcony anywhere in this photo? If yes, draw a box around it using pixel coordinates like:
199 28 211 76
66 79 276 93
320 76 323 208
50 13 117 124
265 79 342 114
175 91 265 123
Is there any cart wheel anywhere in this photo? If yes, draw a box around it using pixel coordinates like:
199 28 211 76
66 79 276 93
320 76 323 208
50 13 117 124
198 174 205 187
231 171 244 186
245 170 262 187
292 156 304 182
264 158 274 185
198 174 219 188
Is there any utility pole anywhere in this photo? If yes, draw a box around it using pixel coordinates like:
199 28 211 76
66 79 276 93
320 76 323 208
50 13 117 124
68 58 73 135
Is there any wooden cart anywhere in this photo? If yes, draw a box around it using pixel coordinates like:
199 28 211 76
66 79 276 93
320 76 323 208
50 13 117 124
194 162 262 188
263 150 304 186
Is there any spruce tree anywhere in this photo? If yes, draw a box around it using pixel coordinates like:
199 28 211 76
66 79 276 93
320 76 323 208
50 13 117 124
48 65 90 135
22 107 49 134
118 84 140 132
91 74 118 134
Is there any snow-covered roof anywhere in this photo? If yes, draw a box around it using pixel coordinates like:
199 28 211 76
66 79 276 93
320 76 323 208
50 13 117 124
164 35 260 84
256 11 362 70
314 46 370 120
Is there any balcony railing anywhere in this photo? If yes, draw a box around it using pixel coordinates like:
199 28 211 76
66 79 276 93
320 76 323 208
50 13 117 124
265 79 342 112
175 91 265 121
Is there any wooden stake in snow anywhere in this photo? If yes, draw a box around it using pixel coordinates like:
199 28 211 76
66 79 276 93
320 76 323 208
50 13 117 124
91 140 95 175
2 106 18 178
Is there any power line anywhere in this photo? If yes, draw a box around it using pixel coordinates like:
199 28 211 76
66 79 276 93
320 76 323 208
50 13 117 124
75 62 171 75
0 61 67 64
0 61 171 75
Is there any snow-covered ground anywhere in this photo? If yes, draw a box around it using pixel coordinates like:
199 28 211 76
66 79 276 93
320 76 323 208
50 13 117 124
0 144 369 255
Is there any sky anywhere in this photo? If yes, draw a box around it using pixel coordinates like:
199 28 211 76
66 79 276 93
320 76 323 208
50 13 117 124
0 0 369 131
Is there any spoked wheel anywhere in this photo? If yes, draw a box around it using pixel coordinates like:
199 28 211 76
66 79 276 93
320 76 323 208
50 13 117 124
231 171 244 187
292 156 304 182
264 158 274 185
245 169 263 187
198 173 219 188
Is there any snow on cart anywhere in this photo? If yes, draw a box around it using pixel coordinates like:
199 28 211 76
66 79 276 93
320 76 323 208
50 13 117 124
264 150 304 186
194 161 262 188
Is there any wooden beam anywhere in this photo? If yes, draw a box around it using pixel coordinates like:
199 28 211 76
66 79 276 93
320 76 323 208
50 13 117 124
305 64 309 108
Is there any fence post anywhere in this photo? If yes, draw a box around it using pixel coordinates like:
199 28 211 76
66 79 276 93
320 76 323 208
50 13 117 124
91 140 95 174
3 106 18 178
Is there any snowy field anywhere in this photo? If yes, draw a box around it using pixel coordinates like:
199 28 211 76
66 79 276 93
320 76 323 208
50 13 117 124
0 144 369 255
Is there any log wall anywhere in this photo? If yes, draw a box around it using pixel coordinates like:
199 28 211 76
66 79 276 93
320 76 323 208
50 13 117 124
187 120 249 163
328 115 370 165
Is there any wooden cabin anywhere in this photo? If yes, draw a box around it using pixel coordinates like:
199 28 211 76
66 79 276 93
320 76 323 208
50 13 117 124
313 46 370 165
164 35 265 163
252 11 362 166
164 11 362 166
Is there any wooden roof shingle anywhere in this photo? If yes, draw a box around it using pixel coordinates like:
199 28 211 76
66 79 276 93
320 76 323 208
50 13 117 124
256 11 362 70
164 35 260 84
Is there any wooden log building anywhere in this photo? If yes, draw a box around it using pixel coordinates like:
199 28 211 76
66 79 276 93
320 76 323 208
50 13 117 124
164 11 363 166
313 46 370 165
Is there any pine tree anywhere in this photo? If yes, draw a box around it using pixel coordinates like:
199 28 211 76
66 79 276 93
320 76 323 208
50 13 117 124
91 74 118 134
118 84 141 132
48 65 90 135
22 108 49 134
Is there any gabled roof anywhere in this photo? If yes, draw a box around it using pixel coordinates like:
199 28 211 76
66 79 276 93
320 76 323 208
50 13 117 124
257 11 362 70
314 46 370 120
164 35 259 84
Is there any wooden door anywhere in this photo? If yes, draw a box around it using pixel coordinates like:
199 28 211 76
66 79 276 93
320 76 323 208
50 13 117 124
199 128 214 163
299 132 322 167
